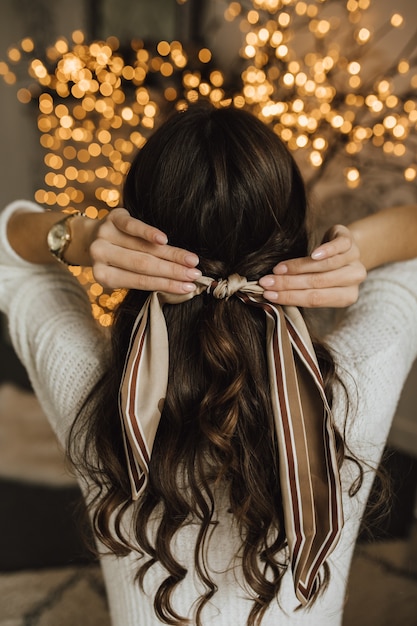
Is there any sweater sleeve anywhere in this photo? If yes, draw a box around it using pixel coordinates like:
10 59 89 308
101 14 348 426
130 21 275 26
326 259 417 461
0 201 109 445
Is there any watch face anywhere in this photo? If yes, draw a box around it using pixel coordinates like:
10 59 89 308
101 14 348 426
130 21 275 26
47 221 69 253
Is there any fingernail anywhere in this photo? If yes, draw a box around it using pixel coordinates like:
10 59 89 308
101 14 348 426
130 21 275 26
311 249 325 260
155 233 168 245
265 291 279 302
184 253 199 267
182 282 197 292
259 276 274 287
186 268 202 279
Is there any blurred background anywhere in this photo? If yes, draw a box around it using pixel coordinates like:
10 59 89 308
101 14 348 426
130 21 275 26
0 0 417 624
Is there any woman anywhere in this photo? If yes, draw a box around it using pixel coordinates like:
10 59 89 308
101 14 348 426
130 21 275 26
2 105 417 626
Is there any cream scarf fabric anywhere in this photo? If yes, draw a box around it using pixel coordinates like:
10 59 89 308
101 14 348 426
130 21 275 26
118 274 343 605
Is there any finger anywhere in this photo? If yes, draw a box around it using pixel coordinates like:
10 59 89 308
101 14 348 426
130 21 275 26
109 208 169 245
263 285 360 308
92 245 202 283
93 263 198 293
260 264 367 291
270 252 358 277
99 214 199 267
311 234 353 260
311 224 354 260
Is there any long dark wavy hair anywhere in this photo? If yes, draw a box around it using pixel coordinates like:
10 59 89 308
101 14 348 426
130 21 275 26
69 105 349 626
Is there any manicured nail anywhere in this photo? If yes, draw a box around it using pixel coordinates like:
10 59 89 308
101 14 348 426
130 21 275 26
186 268 202 279
311 249 326 260
265 291 279 301
274 264 288 274
184 253 199 267
182 282 197 292
155 233 168 245
259 276 274 287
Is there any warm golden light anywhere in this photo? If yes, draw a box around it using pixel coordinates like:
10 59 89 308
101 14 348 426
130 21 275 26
1 3 416 323
404 167 417 182
198 48 212 63
345 167 360 188
231 0 416 197
356 27 371 43
391 13 404 28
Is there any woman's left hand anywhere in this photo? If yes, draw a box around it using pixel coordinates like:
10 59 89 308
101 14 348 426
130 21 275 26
259 225 367 308
89 208 201 293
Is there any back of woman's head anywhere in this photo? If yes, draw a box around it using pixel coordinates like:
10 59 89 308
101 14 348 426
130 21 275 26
123 104 309 277
109 106 313 624
76 106 326 626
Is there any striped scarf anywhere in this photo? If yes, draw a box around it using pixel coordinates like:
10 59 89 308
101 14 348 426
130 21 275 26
118 273 343 605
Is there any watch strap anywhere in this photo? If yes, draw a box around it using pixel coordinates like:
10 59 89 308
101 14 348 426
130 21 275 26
46 211 83 266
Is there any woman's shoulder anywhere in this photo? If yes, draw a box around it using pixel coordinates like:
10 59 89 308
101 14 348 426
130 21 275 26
327 259 417 364
327 259 417 453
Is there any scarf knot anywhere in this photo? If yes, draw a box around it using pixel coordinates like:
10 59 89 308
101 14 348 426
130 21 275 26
208 273 248 299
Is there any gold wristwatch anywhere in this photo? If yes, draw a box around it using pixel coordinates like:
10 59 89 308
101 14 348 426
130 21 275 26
46 212 81 265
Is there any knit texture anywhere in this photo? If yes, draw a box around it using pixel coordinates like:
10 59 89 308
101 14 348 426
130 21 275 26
1 201 417 626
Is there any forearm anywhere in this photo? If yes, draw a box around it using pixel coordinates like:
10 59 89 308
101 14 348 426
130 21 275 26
348 204 417 271
5 204 201 293
7 207 99 266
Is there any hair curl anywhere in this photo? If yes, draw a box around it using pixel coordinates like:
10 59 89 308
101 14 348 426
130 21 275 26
69 105 353 626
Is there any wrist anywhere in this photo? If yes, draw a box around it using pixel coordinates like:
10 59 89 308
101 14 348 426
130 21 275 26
347 220 382 271
64 215 101 266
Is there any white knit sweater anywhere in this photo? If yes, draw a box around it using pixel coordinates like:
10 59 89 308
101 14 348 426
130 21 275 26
1 200 417 626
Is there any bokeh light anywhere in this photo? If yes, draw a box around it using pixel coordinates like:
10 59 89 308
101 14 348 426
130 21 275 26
1 1 416 323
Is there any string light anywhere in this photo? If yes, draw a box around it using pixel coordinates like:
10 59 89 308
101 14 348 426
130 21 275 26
1 1 416 324
0 33 232 324
232 0 416 191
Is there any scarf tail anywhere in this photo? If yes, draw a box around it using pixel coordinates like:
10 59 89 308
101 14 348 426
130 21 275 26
118 286 343 603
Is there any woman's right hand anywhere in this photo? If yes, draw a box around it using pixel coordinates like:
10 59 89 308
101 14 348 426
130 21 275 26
89 208 201 293
259 225 367 308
